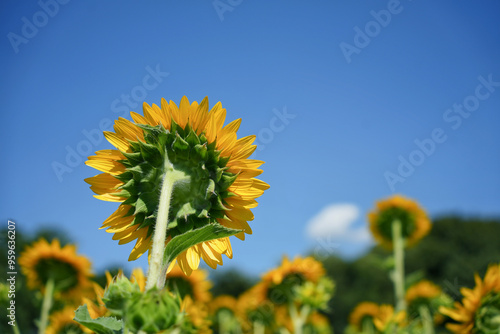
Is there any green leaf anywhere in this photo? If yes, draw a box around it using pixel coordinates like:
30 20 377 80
74 305 122 334
163 223 242 265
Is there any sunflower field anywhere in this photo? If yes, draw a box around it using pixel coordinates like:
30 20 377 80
2 2 500 334
2 97 500 334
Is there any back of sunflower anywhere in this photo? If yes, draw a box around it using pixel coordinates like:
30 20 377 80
76 96 268 333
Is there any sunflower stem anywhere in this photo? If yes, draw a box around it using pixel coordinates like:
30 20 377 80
289 302 309 334
361 317 375 334
253 321 265 334
419 305 434 334
38 277 55 334
12 321 21 334
392 219 406 313
146 154 186 290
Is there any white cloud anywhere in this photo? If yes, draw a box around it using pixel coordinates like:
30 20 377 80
306 203 370 242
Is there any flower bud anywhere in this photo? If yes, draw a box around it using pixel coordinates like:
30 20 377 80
124 288 180 333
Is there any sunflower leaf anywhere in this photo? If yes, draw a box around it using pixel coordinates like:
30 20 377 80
163 223 242 265
74 305 122 334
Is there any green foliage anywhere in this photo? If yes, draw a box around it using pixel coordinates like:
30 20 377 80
405 216 500 295
163 223 242 265
210 268 257 297
74 305 122 334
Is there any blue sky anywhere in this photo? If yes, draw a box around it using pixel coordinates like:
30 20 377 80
1 1 499 278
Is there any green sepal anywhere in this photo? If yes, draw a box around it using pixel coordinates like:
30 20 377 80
212 196 229 211
193 143 208 161
121 152 142 166
121 194 138 206
131 212 146 227
218 155 230 167
163 223 242 265
139 142 163 167
74 305 122 334
206 179 216 196
119 178 137 195
172 133 189 153
214 167 224 182
185 128 201 146
135 192 160 215
219 172 238 189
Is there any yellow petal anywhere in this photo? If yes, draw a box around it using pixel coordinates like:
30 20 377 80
104 132 130 152
186 246 201 270
114 117 145 142
128 229 150 261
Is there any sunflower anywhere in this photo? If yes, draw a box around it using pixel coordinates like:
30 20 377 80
236 283 275 331
264 256 325 286
368 195 431 248
209 295 241 333
209 295 237 315
19 238 92 298
406 280 441 305
165 264 212 303
440 263 500 333
405 280 447 324
262 256 326 305
46 306 91 334
372 304 406 332
348 302 380 331
85 96 269 276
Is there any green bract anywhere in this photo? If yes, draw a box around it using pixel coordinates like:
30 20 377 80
375 207 416 242
476 292 500 333
114 122 237 240
102 276 141 316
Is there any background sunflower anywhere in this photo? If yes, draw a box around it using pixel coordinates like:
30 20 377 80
19 238 92 299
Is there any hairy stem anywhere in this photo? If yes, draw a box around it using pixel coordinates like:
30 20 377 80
392 219 406 312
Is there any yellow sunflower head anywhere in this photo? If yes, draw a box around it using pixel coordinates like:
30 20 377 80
85 96 269 276
209 295 237 315
372 304 406 332
262 256 326 305
46 306 91 334
406 280 442 305
209 295 241 332
236 283 274 331
405 280 449 324
368 194 431 248
348 301 380 331
440 263 500 333
19 238 92 298
165 264 212 303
